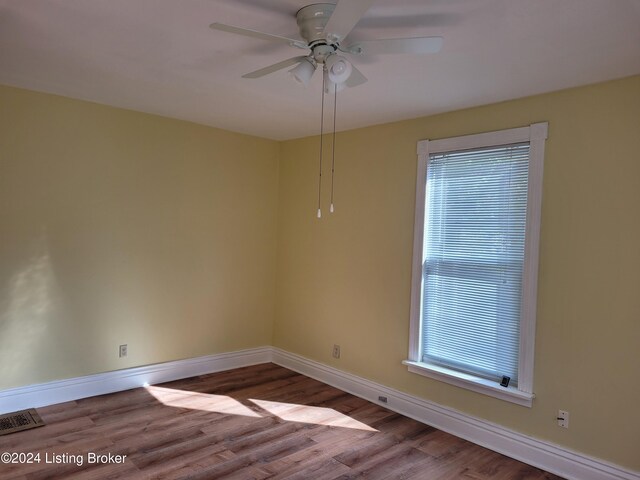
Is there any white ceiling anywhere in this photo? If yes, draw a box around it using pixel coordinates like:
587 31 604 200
1 0 639 140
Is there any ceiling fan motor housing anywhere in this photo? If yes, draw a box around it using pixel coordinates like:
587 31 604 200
296 3 337 45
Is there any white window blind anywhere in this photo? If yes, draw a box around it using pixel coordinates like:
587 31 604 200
421 143 530 385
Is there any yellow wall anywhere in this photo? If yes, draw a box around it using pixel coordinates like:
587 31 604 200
274 76 640 470
1 77 639 470
0 85 280 390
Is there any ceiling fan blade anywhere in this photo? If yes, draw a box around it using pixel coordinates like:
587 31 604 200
210 23 308 50
345 65 367 88
242 56 309 79
347 36 443 55
322 0 376 43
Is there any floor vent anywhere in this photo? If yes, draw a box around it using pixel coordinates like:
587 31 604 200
0 409 45 436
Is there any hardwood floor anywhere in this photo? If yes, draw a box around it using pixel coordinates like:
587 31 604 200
0 363 564 479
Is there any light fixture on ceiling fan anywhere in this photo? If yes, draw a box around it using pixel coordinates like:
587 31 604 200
210 0 444 217
291 57 316 85
325 54 352 84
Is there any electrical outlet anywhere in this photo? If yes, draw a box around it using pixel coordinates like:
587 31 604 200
119 344 128 358
378 396 388 404
332 344 340 359
557 409 569 428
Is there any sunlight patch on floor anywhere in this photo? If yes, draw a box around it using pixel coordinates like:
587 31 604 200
145 386 378 431
249 398 377 431
145 386 261 417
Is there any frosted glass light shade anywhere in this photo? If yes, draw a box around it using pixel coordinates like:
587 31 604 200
324 70 346 94
325 55 352 84
290 58 315 85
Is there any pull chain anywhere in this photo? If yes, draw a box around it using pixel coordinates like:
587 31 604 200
330 82 337 213
317 67 326 219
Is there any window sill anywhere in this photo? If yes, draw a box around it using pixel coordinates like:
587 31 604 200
402 360 534 407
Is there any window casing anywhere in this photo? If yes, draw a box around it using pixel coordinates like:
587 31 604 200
404 124 547 407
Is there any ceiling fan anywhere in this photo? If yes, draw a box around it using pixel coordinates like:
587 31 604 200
210 0 443 91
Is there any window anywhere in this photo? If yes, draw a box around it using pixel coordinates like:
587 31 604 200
405 123 547 407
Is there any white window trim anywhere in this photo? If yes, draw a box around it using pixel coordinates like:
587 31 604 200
406 123 548 408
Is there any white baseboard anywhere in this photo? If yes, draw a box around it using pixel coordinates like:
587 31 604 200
0 346 636 480
270 348 639 480
0 346 271 415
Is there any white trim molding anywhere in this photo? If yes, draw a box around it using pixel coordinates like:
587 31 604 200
0 346 637 480
402 360 534 407
0 346 271 415
409 123 548 404
271 348 639 480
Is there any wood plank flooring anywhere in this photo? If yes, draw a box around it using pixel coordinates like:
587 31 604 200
0 363 564 479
